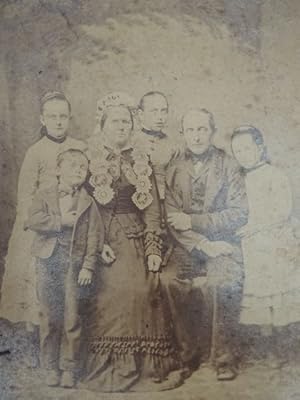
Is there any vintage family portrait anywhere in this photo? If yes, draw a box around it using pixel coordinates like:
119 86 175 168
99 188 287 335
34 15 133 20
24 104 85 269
0 1 300 399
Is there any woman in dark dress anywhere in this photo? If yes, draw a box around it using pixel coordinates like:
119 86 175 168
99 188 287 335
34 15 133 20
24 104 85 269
80 101 182 392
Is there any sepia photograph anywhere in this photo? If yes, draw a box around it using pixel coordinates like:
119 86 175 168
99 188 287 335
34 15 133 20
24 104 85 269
0 1 300 399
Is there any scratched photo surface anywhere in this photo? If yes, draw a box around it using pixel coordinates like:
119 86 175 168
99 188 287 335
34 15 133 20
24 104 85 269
0 1 300 399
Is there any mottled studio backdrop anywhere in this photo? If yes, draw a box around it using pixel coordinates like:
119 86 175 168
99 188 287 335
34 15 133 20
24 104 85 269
0 0 299 284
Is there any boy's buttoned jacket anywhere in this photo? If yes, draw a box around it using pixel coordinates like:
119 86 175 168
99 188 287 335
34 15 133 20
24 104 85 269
25 185 104 271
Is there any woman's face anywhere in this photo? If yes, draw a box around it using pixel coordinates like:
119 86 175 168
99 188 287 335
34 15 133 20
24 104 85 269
232 133 262 169
102 106 132 147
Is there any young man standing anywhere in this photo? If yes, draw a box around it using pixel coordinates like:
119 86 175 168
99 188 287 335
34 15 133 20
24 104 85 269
135 91 182 273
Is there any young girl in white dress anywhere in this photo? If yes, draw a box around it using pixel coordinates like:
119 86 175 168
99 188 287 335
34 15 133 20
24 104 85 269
0 91 86 329
231 125 300 365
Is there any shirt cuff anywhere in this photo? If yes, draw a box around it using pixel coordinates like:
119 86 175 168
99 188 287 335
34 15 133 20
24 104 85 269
81 264 95 272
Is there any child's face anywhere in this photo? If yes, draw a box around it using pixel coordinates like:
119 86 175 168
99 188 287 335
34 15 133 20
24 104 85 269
40 99 71 139
58 155 88 187
232 134 261 169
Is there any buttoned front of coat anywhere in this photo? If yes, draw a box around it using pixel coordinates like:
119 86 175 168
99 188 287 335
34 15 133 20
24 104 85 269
25 185 104 272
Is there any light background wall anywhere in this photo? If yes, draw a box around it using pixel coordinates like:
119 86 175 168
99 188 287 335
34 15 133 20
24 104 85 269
0 0 299 278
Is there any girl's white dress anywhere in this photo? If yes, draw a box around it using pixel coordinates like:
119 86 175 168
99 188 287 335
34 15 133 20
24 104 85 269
0 135 86 325
240 163 300 327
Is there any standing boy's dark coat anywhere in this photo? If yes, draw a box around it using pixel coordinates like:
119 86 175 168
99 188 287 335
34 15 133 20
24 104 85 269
26 185 104 267
25 184 104 371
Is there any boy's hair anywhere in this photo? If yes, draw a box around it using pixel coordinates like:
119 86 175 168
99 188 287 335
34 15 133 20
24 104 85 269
138 91 169 111
57 149 88 168
40 91 71 114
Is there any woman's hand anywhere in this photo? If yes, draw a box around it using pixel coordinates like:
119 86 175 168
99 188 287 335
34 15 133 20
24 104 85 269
101 244 116 264
78 268 93 286
148 254 162 272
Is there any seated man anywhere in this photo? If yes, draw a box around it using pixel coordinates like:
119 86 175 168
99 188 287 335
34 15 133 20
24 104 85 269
162 108 248 380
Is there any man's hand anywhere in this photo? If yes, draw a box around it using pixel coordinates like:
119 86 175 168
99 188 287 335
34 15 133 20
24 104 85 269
192 276 208 289
167 212 192 231
147 254 162 272
101 244 116 264
197 240 234 258
78 268 93 286
61 211 77 227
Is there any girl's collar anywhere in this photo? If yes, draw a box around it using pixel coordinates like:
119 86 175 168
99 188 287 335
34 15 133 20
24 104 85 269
45 131 67 144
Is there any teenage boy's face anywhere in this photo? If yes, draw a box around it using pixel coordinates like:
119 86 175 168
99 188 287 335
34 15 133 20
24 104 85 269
40 99 71 139
58 155 88 187
139 94 168 132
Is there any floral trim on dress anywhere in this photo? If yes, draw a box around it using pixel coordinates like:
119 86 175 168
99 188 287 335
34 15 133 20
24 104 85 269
88 335 175 357
88 143 154 210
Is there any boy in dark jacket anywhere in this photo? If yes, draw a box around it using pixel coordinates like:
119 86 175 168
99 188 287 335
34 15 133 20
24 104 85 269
26 148 104 388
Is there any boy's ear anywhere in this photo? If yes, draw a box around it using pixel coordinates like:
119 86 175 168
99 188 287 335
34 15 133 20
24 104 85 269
40 115 45 126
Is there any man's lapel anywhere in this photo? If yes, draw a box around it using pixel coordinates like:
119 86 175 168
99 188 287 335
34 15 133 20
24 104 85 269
166 161 191 211
179 160 193 212
203 151 222 210
186 158 196 179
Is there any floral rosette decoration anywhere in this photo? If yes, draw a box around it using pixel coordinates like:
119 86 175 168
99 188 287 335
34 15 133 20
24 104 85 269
88 146 153 210
93 185 115 205
88 92 153 209
89 158 115 205
130 148 153 210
